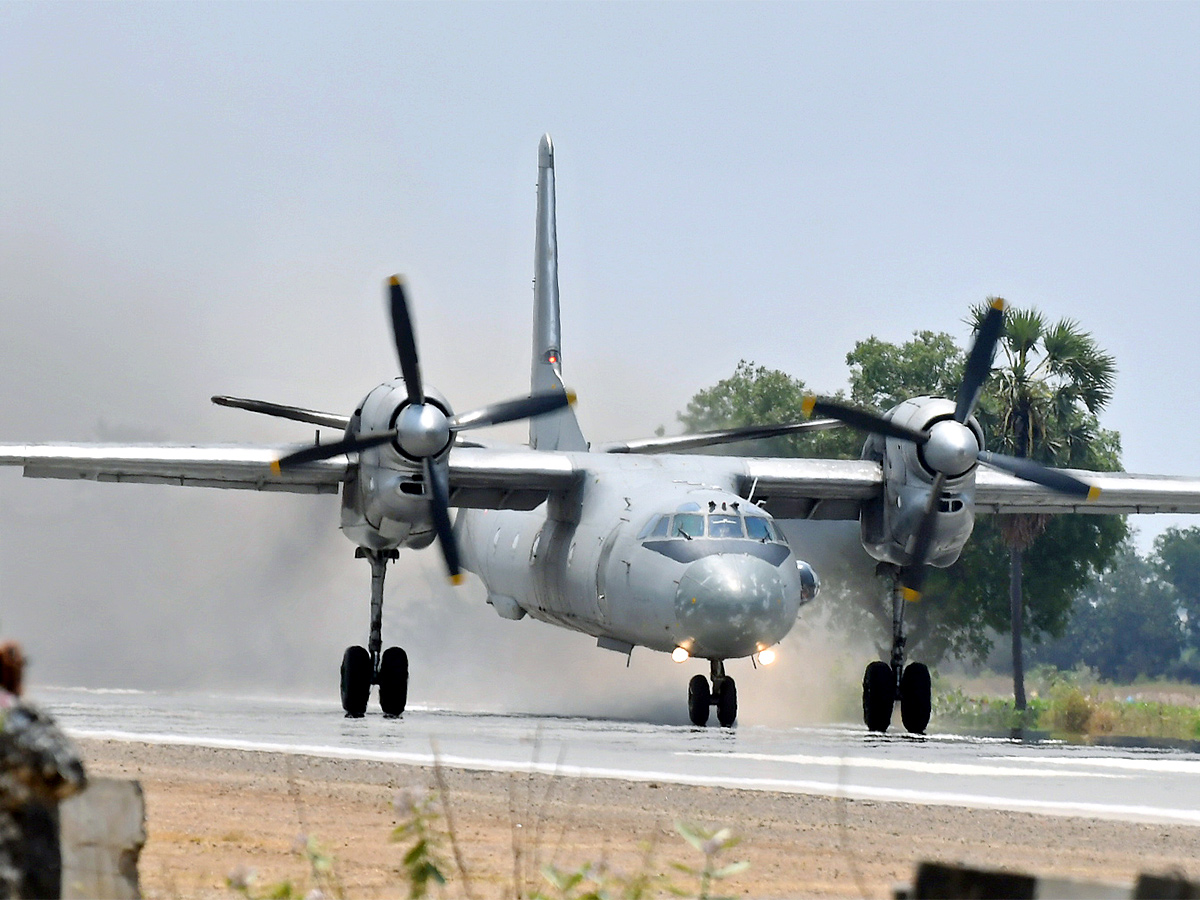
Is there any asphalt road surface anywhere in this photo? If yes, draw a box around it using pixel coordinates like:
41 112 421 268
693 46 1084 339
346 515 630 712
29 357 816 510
41 685 1200 827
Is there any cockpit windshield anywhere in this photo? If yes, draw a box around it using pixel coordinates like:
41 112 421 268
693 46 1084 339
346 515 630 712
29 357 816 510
744 516 772 541
707 514 744 538
640 512 782 542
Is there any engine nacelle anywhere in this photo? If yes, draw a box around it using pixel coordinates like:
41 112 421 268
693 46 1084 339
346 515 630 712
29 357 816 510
340 378 454 551
859 397 983 569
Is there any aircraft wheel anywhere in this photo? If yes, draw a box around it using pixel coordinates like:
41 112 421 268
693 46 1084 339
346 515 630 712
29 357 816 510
341 645 372 718
899 662 932 735
862 660 895 733
715 677 738 728
378 646 409 716
687 674 711 726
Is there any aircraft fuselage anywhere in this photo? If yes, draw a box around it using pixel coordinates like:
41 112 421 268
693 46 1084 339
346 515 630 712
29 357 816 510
456 452 811 661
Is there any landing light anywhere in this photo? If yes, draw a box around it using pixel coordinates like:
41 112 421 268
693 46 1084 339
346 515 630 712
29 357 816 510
671 647 689 663
757 648 777 666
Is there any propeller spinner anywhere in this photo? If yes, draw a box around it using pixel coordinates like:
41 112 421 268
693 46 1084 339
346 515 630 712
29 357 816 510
273 276 575 583
801 297 1100 599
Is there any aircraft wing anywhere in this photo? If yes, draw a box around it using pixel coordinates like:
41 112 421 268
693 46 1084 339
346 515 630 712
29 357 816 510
739 458 883 520
0 443 578 507
0 443 347 493
444 446 577 510
737 457 1200 519
974 468 1200 515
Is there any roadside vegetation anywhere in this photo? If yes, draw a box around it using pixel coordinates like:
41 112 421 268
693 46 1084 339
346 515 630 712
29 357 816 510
934 666 1200 742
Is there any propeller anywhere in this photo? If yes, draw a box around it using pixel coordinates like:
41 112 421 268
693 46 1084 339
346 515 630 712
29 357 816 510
274 276 576 583
800 297 1099 599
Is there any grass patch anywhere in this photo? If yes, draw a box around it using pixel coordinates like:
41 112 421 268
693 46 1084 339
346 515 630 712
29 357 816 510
934 669 1200 741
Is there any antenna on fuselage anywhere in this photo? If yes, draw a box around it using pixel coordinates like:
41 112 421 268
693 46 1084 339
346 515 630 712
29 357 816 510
530 133 588 452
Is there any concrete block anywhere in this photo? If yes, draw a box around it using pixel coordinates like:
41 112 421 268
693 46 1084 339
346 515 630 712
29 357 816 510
59 778 145 900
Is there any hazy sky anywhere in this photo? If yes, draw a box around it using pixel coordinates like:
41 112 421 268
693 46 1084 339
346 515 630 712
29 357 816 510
2 3 1198 712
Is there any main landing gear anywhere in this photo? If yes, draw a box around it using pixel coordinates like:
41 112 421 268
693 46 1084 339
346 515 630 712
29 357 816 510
341 548 409 718
687 659 738 728
862 569 932 735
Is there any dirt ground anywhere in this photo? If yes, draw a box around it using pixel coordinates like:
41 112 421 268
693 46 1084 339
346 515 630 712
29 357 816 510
78 738 1200 899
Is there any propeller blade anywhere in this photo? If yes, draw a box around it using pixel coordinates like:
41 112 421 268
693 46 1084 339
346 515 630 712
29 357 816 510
389 276 424 406
449 389 576 432
212 395 351 431
978 451 1100 500
899 473 948 600
272 429 397 472
425 458 463 584
955 297 1006 422
802 396 929 445
602 417 843 454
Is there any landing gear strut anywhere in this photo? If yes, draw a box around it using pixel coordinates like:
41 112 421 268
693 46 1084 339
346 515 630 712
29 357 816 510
862 569 931 735
341 548 409 718
687 660 738 728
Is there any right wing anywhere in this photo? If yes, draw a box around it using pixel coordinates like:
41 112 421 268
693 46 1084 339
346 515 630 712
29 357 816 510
735 456 1200 519
0 443 347 494
0 442 579 509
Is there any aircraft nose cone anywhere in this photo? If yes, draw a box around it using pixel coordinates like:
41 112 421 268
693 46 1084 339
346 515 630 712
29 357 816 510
675 554 797 658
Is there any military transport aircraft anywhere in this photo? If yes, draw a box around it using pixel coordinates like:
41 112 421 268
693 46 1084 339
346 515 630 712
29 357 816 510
5 136 1200 734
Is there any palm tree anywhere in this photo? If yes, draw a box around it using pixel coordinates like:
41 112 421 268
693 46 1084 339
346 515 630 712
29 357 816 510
974 301 1117 710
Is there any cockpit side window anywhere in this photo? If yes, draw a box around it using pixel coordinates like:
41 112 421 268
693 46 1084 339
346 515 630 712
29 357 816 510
673 513 704 539
707 514 744 538
649 515 671 538
744 516 772 542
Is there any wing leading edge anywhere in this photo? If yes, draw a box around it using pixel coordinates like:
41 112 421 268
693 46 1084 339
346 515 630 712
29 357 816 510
0 443 578 505
737 457 1200 519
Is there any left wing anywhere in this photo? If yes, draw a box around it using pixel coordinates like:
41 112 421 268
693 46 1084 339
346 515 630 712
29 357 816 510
736 457 1200 519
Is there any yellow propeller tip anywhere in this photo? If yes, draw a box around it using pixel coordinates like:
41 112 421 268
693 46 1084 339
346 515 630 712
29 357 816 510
990 297 1006 311
449 573 466 586
389 275 403 286
1087 485 1101 502
800 395 816 417
269 460 282 476
566 390 577 405
902 587 922 602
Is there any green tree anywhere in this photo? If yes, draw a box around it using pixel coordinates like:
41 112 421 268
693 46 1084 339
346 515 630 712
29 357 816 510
677 360 858 459
1034 541 1184 682
970 302 1125 709
1154 526 1200 647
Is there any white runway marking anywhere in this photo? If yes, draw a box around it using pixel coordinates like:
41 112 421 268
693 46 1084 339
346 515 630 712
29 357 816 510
689 751 1123 778
987 755 1200 775
73 728 1200 827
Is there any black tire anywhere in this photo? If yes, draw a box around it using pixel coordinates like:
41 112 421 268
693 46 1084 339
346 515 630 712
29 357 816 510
378 646 409 716
687 674 711 726
899 662 932 735
341 645 372 717
715 677 738 728
862 660 895 733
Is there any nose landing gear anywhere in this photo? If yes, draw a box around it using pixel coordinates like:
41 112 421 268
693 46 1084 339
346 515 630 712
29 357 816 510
341 547 410 718
686 659 738 727
862 570 931 734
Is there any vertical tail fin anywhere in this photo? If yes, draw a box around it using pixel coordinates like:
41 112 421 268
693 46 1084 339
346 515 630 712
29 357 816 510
530 134 588 452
